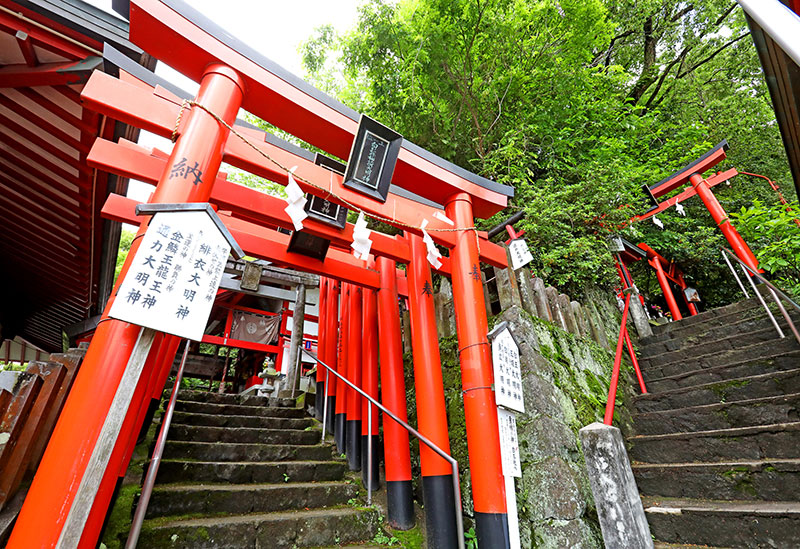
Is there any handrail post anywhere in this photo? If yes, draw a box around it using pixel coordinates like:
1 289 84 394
742 264 784 339
604 293 631 425
367 402 373 505
721 249 749 298
769 286 800 345
126 339 190 549
321 368 330 440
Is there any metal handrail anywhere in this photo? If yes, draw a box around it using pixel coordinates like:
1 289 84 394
720 248 800 346
126 340 190 549
302 349 466 549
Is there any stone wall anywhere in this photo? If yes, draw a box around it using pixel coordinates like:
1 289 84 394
427 265 626 548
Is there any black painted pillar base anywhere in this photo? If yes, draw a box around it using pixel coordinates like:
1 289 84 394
325 395 336 435
334 413 347 454
386 479 415 530
422 474 458 549
315 381 325 421
475 511 510 549
136 397 160 444
346 420 362 471
360 434 381 490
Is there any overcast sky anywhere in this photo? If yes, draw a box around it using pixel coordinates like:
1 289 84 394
85 0 364 202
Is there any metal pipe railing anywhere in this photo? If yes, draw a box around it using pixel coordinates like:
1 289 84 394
604 292 632 425
126 340 190 549
303 349 466 549
721 248 800 346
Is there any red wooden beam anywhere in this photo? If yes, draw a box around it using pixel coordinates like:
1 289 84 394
201 334 281 354
0 152 90 207
101 193 383 289
634 168 738 223
0 129 88 190
15 31 37 67
0 168 86 224
0 91 89 153
16 87 96 135
127 0 510 217
0 189 87 244
80 73 507 268
646 140 729 199
0 11 96 60
0 57 101 88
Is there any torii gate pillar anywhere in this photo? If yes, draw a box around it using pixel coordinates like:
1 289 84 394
9 64 244 548
445 193 510 548
689 173 760 272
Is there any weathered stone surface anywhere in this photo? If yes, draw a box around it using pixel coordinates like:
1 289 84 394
585 301 610 349
580 423 653 549
516 267 538 318
546 287 568 331
522 516 602 549
558 294 578 335
495 265 522 310
532 277 553 321
522 456 587 521
628 289 653 339
434 277 456 338
518 414 578 463
572 301 589 340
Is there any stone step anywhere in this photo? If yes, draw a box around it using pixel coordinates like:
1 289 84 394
641 310 800 355
653 543 729 549
162 440 332 462
146 481 358 519
171 410 314 430
648 298 764 338
644 497 800 549
632 393 800 435
633 368 800 414
138 507 379 548
177 389 296 408
643 351 800 392
174 399 306 418
168 424 320 445
640 327 793 371
641 338 800 382
629 422 800 463
633 458 800 501
155 460 347 485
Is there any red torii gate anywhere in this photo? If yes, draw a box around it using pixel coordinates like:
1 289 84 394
8 3 516 549
635 140 760 273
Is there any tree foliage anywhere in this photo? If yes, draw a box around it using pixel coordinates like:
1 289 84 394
302 0 796 303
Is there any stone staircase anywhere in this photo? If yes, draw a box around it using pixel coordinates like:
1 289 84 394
137 390 380 548
627 297 800 548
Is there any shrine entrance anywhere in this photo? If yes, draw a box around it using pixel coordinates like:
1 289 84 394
6 1 527 548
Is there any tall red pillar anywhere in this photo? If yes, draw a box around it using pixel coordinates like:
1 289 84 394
444 193 509 548
650 258 682 321
376 257 415 529
316 278 329 422
345 284 363 471
361 285 380 490
334 283 349 454
690 173 760 271
9 64 244 548
406 233 457 548
324 280 340 436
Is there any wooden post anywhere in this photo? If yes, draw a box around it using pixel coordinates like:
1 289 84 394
284 283 306 398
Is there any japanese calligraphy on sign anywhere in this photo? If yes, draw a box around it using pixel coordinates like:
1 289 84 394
497 408 522 477
109 210 231 340
508 238 534 270
490 323 525 413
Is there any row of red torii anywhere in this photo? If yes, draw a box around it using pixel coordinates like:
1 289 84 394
7 1 520 547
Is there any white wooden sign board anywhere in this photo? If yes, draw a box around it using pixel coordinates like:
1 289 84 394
109 211 230 341
508 238 533 270
491 326 525 413
497 407 522 478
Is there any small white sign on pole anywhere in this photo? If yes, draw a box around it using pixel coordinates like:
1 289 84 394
508 238 533 270
490 325 525 413
497 407 522 478
109 210 231 341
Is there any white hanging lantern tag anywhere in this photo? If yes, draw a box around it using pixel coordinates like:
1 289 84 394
284 167 308 231
652 216 664 229
421 219 443 270
351 212 373 260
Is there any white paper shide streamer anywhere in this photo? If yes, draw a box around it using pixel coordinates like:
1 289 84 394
351 212 373 260
420 219 443 270
652 215 664 229
284 167 308 231
675 200 686 216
